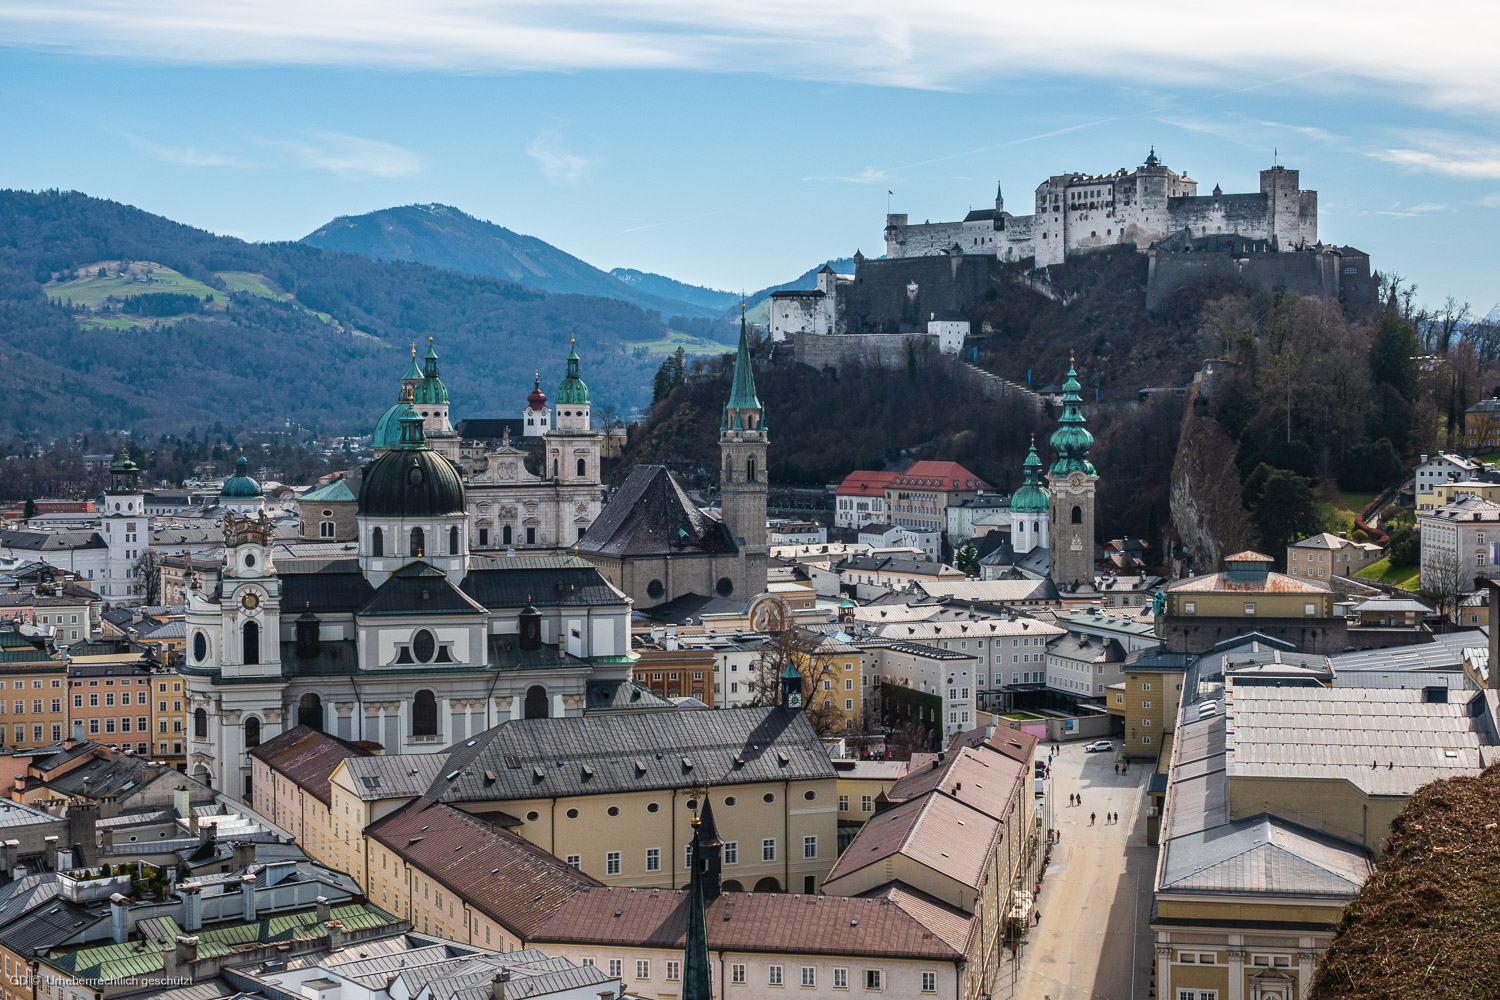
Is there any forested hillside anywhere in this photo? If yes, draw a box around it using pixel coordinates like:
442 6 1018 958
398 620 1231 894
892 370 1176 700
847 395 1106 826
0 190 692 436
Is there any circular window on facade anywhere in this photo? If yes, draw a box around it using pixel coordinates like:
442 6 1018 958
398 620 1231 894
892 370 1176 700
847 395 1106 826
566 808 579 819
192 632 207 663
647 802 660 813
716 577 734 597
245 552 256 568
804 790 816 801
685 799 697 811
607 806 620 817
412 629 436 663
525 811 540 822
763 793 775 804
647 579 665 600
724 796 736 807
322 509 333 518
408 465 426 486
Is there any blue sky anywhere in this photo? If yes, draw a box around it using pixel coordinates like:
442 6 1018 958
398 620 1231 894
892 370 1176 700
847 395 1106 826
2 2 1498 311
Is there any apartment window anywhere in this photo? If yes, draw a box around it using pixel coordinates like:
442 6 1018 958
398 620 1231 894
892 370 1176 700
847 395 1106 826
644 847 661 872
921 971 937 993
88 694 97 707
732 964 747 985
839 795 849 811
1143 718 1152 727
88 719 99 734
1243 602 1255 615
769 966 784 986
803 835 818 859
1143 683 1151 691
50 699 59 713
566 854 580 869
1251 955 1292 968
1142 701 1151 709
635 960 649 980
846 699 854 711
666 961 681 982
607 960 621 979
865 970 883 990
606 852 621 876
801 967 816 987
1183 601 1195 615
861 795 873 812
833 968 848 989
1177 992 1218 1000
724 841 738 865
1142 735 1152 744
762 838 777 862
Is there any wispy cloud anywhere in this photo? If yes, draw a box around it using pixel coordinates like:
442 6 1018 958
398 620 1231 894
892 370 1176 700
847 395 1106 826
1369 137 1500 180
110 128 251 168
526 127 593 184
803 166 890 184
3 1 1499 116
1482 192 1500 208
1376 202 1452 217
256 133 423 179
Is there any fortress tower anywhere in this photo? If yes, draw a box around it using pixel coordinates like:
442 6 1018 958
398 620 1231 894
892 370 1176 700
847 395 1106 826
1046 358 1097 587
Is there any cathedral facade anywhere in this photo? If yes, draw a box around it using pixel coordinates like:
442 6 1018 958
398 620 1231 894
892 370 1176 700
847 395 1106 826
182 385 643 801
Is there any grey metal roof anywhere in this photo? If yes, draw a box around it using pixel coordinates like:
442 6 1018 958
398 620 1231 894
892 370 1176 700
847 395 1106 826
358 562 488 617
431 706 834 803
1160 715 1228 845
1332 670 1464 690
460 556 628 609
0 799 61 828
1328 630 1486 673
1159 813 1372 896
341 754 450 801
1225 686 1493 796
576 465 736 559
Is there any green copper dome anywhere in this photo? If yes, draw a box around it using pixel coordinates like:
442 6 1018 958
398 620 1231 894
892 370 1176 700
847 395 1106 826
220 454 263 499
413 336 449 406
372 402 407 449
1048 359 1095 477
555 339 590 405
1010 438 1050 513
108 447 138 475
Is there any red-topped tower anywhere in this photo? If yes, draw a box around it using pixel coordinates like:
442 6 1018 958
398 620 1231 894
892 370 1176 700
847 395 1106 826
523 371 551 437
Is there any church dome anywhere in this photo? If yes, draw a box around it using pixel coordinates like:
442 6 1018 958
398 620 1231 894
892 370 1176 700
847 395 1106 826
358 448 465 517
220 455 263 499
555 340 590 405
527 373 547 411
372 402 407 449
1010 438 1049 513
413 337 449 406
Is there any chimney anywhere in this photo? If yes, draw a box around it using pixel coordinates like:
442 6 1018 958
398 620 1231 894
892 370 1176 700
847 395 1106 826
491 970 511 1000
315 896 331 923
231 840 255 870
71 720 85 744
240 874 257 922
11 775 21 794
0 840 18 875
173 786 190 821
325 920 342 952
67 801 100 864
165 935 197 982
181 882 202 932
109 892 129 944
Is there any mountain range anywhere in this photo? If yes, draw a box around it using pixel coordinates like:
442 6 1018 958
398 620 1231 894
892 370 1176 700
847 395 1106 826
302 204 737 320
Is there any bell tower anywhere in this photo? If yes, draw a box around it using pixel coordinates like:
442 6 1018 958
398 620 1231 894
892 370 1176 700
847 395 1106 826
217 511 282 680
1046 358 1097 588
719 311 768 598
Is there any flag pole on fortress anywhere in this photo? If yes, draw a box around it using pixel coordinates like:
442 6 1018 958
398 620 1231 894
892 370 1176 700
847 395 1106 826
887 189 893 214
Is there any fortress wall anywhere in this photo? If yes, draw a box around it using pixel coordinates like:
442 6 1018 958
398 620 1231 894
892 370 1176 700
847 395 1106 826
886 220 971 258
1146 250 1342 310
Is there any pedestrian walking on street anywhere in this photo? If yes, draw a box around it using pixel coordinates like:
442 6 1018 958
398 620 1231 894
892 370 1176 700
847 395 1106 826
1090 812 1096 825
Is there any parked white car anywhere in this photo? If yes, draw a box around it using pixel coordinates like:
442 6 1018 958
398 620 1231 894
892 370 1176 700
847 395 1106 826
1084 740 1114 753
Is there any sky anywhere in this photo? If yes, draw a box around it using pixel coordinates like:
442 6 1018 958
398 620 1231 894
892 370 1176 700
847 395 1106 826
2 1 1499 312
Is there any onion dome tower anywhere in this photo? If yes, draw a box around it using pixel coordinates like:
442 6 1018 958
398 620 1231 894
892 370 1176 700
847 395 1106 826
1010 436 1050 555
219 452 266 514
1046 357 1097 587
523 371 551 437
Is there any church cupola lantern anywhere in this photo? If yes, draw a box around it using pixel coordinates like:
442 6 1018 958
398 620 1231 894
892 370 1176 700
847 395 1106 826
519 601 542 652
781 662 803 711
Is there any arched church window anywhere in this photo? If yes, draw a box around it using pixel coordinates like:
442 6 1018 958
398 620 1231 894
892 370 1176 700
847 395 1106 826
193 708 207 739
577 458 586 477
242 621 259 665
1033 520 1040 532
502 525 513 546
410 527 425 557
449 526 460 555
371 527 383 556
552 460 559 478
320 521 334 538
244 716 261 749
524 685 549 720
413 690 438 737
192 632 207 663
1071 505 1083 524
298 693 323 733
747 457 757 482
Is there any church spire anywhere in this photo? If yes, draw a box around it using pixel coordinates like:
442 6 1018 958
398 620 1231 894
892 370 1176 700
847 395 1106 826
682 800 719 1000
1048 355 1095 477
723 307 762 428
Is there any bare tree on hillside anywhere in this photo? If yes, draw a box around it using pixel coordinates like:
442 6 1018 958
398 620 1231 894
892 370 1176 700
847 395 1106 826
1422 546 1467 631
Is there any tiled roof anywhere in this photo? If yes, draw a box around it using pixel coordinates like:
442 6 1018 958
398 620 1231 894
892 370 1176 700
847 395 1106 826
1159 813 1371 897
340 754 450 801
835 471 900 498
1223 551 1275 562
461 555 629 609
576 465 735 559
889 461 990 492
865 618 1064 641
885 746 1027 826
430 706 834 804
532 882 970 960
822 792 999 891
248 725 372 805
0 530 106 551
366 799 598 939
1166 571 1331 595
909 578 1059 602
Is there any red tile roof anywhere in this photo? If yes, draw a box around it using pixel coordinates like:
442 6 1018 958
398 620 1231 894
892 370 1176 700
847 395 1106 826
886 747 1027 826
530 883 970 960
822 791 999 891
367 798 600 940
1166 572 1331 595
889 461 990 492
247 725 371 805
835 471 900 498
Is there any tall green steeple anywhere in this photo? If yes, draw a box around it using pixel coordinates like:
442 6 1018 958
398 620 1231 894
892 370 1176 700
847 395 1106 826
1010 435 1050 513
1048 356 1095 477
555 337 591 405
402 342 423 383
722 310 762 430
413 334 449 405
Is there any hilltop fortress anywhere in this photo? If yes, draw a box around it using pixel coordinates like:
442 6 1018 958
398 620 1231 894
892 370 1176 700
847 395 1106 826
884 148 1317 266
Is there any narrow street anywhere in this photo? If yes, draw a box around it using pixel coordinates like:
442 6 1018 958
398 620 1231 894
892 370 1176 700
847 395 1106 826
1003 739 1156 1000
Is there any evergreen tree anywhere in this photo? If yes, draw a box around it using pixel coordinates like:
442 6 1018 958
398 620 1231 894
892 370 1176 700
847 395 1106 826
1250 470 1321 557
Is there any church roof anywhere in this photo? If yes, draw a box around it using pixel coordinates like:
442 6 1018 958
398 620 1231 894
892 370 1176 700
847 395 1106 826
219 455 263 499
724 316 761 416
575 465 736 559
555 341 590 405
359 561 488 617
299 479 357 503
280 563 374 614
459 555 629 609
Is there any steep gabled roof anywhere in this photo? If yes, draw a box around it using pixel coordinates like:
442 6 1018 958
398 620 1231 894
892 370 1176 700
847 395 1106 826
358 561 488 617
248 725 371 805
575 465 735 558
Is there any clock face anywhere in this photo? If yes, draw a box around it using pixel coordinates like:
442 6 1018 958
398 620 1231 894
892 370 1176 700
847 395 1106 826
787 690 803 708
1070 473 1084 487
240 592 260 612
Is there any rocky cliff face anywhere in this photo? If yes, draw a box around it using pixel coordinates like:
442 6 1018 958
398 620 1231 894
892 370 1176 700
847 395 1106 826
1170 376 1256 571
